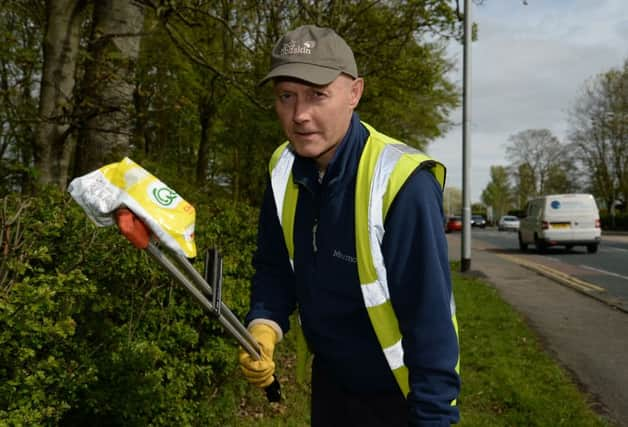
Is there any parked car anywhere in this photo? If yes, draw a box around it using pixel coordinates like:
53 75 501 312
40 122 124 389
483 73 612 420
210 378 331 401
498 215 520 231
445 216 463 233
518 193 601 253
471 215 486 228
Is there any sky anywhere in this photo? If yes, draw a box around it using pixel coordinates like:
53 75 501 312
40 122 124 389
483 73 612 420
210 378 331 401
426 0 628 203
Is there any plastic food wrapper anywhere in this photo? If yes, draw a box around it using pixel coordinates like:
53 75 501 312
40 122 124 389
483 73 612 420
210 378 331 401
67 157 196 258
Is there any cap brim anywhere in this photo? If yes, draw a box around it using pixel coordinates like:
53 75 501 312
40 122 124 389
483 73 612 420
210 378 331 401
258 63 342 86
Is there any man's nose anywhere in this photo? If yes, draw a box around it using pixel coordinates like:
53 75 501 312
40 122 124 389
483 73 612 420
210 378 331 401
292 99 311 123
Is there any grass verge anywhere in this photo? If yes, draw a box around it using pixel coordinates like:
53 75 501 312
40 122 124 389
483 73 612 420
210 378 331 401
233 264 615 426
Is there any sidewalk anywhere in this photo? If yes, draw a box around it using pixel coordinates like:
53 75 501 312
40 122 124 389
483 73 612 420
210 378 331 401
447 234 628 427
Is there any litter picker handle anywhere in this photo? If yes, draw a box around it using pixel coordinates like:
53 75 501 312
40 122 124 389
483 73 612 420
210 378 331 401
203 248 281 403
145 242 281 402
146 242 260 357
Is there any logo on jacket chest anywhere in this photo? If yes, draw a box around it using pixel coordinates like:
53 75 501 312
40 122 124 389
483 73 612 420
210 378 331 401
332 249 357 264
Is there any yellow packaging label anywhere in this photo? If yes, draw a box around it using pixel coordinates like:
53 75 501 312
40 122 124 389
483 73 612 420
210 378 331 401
69 157 197 258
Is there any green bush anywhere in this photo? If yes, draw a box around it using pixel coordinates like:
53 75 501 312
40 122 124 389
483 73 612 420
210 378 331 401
0 189 261 426
599 211 628 231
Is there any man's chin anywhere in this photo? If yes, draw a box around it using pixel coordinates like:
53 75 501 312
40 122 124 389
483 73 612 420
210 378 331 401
290 141 323 158
292 147 321 159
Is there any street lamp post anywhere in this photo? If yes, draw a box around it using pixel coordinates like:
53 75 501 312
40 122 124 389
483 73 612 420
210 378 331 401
461 0 472 272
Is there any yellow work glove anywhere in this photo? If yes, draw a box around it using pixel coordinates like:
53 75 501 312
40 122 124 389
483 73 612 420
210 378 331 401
239 323 279 388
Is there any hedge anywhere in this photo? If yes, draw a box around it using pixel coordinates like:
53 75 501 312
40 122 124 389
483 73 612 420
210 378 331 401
0 189 261 426
600 211 628 231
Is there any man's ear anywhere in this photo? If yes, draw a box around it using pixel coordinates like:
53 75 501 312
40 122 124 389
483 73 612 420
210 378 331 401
349 78 364 108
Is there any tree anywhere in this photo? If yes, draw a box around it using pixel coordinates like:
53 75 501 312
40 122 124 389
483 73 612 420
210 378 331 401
443 186 462 216
471 202 486 215
513 163 535 209
9 0 463 201
73 0 145 176
33 0 86 189
505 128 567 197
544 162 579 195
338 1 460 149
146 0 462 203
32 0 145 188
568 60 628 210
0 2 44 193
481 165 512 220
130 15 203 183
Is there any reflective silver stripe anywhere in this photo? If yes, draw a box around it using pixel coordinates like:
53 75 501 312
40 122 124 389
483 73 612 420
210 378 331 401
270 147 296 270
388 143 421 155
361 280 388 307
383 339 405 370
450 292 456 316
270 148 295 228
362 145 406 307
366 144 417 374
369 144 409 246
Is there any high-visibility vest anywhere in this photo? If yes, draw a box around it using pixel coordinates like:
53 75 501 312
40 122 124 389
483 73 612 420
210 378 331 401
268 121 458 396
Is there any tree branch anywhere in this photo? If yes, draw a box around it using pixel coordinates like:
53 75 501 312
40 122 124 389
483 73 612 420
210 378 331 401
162 22 268 111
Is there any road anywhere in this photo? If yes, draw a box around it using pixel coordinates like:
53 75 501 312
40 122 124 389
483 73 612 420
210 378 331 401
467 228 628 312
447 230 628 426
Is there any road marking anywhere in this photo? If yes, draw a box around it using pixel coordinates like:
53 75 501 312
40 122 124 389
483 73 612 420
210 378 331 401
579 265 628 281
497 254 605 293
601 246 628 253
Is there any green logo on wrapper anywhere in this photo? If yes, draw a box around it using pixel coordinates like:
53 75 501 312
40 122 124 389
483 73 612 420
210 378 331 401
152 187 178 206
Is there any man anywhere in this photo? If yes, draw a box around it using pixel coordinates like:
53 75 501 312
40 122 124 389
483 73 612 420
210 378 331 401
239 25 460 426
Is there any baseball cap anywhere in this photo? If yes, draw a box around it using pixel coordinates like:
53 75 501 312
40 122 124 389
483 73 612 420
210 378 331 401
259 25 358 86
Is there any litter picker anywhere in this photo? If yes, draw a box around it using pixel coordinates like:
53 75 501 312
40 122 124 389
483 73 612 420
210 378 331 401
67 158 280 402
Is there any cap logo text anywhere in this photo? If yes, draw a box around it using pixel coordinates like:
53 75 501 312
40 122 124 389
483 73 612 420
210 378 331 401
280 40 316 56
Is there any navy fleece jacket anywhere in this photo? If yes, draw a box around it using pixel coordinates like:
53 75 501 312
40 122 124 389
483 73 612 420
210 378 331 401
246 113 460 425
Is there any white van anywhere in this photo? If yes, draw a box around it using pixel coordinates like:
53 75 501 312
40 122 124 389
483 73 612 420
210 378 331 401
518 193 602 253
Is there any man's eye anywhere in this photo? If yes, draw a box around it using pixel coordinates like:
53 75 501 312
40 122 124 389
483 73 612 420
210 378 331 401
313 91 327 98
278 93 293 101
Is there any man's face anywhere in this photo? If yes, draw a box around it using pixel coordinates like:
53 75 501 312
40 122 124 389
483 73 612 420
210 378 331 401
273 74 364 170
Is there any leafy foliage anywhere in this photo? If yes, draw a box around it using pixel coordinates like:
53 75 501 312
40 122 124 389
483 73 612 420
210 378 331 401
568 60 628 210
478 128 581 213
1 189 618 424
481 166 512 220
0 2 43 193
0 189 261 425
2 1 462 201
600 211 628 231
505 129 568 197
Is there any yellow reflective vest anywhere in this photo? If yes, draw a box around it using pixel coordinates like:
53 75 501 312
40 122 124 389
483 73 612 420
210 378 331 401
268 121 459 396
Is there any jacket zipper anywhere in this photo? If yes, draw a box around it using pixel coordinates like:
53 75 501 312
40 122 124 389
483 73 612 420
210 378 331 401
312 218 318 253
312 187 321 261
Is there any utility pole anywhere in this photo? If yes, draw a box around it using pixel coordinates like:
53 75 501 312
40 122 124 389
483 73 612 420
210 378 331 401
461 0 472 272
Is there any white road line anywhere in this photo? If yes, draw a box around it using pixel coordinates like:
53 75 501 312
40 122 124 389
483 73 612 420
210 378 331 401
580 265 628 281
600 246 628 253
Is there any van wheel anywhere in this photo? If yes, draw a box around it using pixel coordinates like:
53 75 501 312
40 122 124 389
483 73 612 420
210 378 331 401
518 232 527 251
534 235 547 253
586 243 598 254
